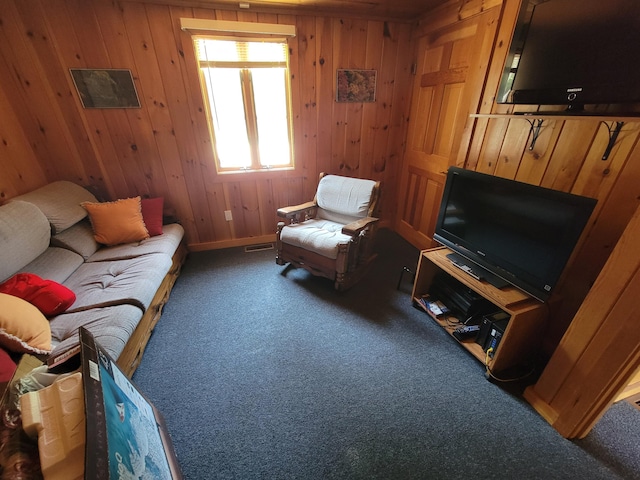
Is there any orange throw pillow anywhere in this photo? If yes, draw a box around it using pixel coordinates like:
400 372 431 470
0 293 51 355
82 197 149 246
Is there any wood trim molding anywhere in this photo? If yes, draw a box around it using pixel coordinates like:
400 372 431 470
523 204 640 439
180 18 296 37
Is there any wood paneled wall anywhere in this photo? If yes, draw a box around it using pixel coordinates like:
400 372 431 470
400 0 640 353
0 0 413 249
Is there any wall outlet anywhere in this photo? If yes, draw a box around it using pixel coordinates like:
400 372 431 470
224 210 233 221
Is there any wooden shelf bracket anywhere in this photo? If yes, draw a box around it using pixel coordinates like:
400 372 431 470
470 113 636 160
525 118 544 150
600 121 624 161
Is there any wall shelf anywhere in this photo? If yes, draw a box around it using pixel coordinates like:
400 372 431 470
469 113 640 160
470 113 640 121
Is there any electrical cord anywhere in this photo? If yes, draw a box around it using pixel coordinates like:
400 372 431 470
484 348 536 383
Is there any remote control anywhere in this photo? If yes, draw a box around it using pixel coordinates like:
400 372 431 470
455 325 480 334
453 324 480 341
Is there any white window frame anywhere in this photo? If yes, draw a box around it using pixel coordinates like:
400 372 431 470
183 20 295 174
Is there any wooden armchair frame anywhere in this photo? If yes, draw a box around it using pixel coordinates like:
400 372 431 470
276 173 381 291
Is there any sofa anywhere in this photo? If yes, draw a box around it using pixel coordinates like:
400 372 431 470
0 181 187 378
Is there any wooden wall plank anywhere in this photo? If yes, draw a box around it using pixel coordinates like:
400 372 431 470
296 16 318 180
383 22 413 219
330 18 348 174
239 180 262 237
315 16 334 177
572 122 640 198
38 0 127 200
0 1 78 182
540 121 597 191
0 83 47 199
343 18 367 173
65 0 157 198
368 21 395 179
15 0 109 194
514 119 561 185
0 1 413 249
493 117 529 179
170 6 233 241
359 20 384 181
145 4 216 242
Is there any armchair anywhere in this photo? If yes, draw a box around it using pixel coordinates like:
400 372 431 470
276 173 381 291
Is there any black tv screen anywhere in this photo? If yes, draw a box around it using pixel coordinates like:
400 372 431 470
433 167 597 302
497 0 640 109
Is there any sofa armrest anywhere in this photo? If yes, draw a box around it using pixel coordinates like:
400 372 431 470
342 217 379 236
277 201 317 219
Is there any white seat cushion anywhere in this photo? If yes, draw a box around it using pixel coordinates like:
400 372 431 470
280 219 353 259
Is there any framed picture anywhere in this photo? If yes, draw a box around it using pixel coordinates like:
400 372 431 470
336 69 377 103
70 68 141 109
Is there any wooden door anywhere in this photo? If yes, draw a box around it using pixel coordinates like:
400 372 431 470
396 7 501 249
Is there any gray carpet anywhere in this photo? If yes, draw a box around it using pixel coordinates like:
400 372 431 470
133 229 640 479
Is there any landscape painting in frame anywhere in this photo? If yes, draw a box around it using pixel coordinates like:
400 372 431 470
70 68 141 108
336 69 377 103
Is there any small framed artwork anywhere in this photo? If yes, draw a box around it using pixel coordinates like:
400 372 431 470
70 68 141 109
336 69 377 103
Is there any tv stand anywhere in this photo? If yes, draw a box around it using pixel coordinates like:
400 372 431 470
412 247 548 374
445 252 509 289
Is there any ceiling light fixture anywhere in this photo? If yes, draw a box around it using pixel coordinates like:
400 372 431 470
239 2 250 8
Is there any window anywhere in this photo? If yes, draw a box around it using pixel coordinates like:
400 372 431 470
194 36 294 172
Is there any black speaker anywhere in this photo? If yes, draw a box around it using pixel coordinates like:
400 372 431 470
475 311 510 354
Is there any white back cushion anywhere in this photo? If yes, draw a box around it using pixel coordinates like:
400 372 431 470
315 175 376 223
0 201 51 282
11 181 97 234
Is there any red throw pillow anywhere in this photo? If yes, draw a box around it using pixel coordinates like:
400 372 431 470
141 197 164 236
0 273 76 317
0 348 17 383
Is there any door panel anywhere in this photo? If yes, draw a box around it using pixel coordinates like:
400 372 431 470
396 8 500 249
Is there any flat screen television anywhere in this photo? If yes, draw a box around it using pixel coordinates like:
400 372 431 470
496 0 640 111
433 167 597 302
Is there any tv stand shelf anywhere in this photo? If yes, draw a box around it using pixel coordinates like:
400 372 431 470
412 247 548 374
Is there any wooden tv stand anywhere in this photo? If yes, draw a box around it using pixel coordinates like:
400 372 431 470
411 247 548 375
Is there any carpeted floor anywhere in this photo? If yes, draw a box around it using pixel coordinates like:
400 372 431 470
133 229 640 480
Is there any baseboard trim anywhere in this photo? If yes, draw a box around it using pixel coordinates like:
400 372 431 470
189 234 277 252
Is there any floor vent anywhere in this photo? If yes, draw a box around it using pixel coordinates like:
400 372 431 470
245 243 274 253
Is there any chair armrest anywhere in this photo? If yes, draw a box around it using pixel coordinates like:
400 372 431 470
277 201 317 219
342 216 379 236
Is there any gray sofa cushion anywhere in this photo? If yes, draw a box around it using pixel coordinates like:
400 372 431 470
0 201 51 283
11 181 97 234
50 219 100 260
63 253 173 313
20 247 85 284
49 304 143 361
86 223 185 262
